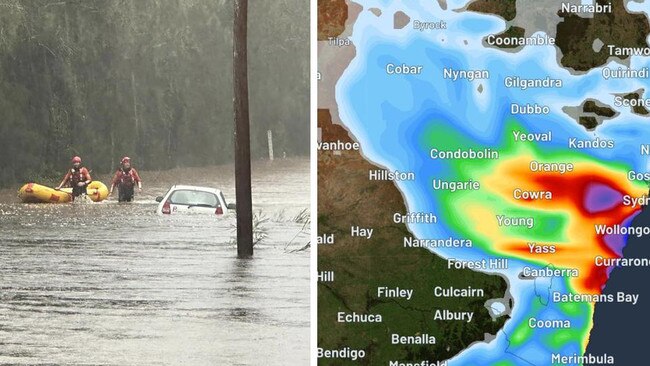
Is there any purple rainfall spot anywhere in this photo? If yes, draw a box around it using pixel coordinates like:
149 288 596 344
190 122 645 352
584 182 622 214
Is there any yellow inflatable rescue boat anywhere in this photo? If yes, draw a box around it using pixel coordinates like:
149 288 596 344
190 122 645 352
18 181 109 203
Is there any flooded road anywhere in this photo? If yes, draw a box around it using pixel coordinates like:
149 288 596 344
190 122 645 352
0 159 310 365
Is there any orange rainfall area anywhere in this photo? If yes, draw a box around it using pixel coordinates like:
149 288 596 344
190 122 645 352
458 154 648 295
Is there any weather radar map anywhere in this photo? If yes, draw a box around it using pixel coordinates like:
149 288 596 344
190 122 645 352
317 0 650 365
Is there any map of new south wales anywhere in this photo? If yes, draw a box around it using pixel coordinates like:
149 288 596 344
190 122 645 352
317 0 650 365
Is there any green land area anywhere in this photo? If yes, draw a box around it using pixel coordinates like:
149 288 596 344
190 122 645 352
317 109 509 365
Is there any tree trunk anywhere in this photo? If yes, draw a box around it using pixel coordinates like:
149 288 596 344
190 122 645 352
131 71 141 166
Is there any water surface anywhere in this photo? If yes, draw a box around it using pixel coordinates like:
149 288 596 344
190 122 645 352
0 159 309 365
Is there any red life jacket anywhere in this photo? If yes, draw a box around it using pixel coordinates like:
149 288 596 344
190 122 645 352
118 168 136 187
70 168 85 185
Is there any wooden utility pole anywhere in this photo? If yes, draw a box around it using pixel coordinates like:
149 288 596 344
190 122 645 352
233 0 253 258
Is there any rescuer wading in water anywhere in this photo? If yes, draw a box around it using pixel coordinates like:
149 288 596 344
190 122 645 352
109 156 142 202
55 156 92 200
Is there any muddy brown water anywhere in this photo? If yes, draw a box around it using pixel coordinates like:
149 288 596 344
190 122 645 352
0 159 310 365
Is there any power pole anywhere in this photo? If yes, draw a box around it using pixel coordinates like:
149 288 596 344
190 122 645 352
233 0 253 258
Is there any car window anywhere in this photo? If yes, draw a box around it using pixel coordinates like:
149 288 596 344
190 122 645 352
169 190 219 207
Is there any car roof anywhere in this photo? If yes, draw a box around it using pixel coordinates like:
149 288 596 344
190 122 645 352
169 185 222 194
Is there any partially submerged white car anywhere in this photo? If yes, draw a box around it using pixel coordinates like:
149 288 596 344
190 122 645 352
155 185 235 216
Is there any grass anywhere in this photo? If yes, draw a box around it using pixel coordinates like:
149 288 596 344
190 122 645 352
229 209 269 247
252 210 270 245
229 208 310 250
292 208 310 224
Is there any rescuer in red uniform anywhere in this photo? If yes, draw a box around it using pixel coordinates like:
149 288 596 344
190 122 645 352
109 156 142 202
56 156 92 200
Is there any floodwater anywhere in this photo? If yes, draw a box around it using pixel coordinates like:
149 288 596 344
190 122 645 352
0 158 310 365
